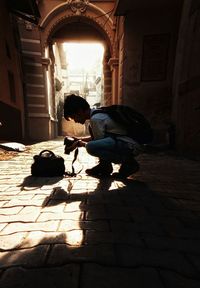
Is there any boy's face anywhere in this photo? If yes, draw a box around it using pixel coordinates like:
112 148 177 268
71 109 88 124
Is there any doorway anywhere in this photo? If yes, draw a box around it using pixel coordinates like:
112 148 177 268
53 41 104 136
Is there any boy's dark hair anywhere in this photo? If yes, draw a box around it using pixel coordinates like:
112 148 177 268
64 94 90 120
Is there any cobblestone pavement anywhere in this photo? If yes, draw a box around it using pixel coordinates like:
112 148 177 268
0 138 200 287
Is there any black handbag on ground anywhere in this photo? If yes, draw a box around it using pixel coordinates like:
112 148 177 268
31 150 65 177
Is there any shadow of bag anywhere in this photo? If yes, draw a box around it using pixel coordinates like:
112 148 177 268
31 150 65 177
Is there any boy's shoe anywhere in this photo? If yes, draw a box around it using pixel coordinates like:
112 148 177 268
112 158 139 179
85 161 113 177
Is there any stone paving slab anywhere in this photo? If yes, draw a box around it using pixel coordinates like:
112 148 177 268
0 265 80 288
80 264 164 288
0 138 200 287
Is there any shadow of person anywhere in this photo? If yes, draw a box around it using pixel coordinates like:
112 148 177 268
0 233 81 288
41 175 115 209
2 172 199 287
85 176 149 208
91 176 114 194
40 175 145 210
41 186 70 207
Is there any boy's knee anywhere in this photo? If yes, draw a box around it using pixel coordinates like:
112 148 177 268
86 142 97 156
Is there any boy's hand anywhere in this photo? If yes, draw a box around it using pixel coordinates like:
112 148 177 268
77 140 86 147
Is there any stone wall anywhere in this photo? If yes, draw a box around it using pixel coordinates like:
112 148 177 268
0 1 24 141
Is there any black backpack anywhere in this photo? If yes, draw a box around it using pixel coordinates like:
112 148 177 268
91 105 153 144
31 150 65 177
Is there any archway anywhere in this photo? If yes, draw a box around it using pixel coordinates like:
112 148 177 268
52 39 105 137
18 1 118 140
39 3 117 137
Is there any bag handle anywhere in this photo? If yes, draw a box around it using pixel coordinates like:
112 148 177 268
39 150 55 157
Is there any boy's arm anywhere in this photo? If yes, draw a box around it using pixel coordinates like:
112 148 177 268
68 136 91 148
78 136 92 142
77 136 92 147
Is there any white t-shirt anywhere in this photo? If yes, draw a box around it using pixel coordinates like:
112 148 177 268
90 109 138 145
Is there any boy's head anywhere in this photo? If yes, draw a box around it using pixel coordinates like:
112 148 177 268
64 94 90 124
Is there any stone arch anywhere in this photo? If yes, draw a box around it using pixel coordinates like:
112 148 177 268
39 1 116 109
29 1 119 139
40 1 113 28
39 2 114 57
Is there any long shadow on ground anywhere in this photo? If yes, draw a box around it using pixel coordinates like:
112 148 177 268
1 173 200 287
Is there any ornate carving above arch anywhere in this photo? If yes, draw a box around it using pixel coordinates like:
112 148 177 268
40 2 113 29
39 1 114 56
67 0 89 15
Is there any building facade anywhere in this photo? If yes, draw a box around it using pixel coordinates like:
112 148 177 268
0 2 24 141
115 0 200 156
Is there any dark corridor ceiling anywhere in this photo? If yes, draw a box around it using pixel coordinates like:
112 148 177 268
7 0 40 24
52 22 105 42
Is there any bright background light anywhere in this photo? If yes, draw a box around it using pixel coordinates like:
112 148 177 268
63 42 104 71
